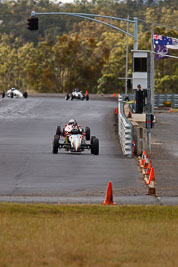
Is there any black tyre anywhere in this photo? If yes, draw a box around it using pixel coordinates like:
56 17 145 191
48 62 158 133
86 94 89 101
1 91 5 98
10 92 14 98
70 94 73 100
52 135 59 154
56 126 61 137
23 92 28 98
65 94 69 100
92 138 99 155
90 136 96 154
85 126 90 141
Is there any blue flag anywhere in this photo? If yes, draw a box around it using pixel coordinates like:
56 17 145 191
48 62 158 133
153 35 173 46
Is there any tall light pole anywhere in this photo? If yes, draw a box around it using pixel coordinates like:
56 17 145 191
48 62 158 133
125 15 129 95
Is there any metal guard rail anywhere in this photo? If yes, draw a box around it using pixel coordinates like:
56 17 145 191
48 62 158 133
118 95 132 158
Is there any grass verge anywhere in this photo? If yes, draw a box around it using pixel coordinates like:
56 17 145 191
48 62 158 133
0 203 178 267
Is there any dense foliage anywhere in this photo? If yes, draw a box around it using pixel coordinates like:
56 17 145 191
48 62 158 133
0 0 177 93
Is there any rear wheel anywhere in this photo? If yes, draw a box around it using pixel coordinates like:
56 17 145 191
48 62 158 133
23 92 28 98
52 135 59 154
92 138 99 155
91 136 96 154
85 126 90 141
1 91 5 98
56 126 61 137
10 92 14 98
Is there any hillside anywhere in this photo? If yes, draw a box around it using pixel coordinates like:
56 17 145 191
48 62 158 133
0 0 177 93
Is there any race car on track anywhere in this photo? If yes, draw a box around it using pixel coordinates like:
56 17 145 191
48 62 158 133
1 88 28 99
65 88 89 101
52 120 99 155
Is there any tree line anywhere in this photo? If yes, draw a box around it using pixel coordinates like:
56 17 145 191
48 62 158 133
0 0 177 94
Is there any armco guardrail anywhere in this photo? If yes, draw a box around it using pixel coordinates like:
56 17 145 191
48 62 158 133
126 93 178 108
118 95 132 158
154 94 178 108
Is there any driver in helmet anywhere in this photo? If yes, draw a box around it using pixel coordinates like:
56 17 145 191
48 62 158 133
63 119 82 145
64 119 83 135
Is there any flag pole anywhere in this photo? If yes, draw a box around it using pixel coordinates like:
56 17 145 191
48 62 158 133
151 27 155 114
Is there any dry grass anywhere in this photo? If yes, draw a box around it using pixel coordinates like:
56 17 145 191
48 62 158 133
0 203 178 267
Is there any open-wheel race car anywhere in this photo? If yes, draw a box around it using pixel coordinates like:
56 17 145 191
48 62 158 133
65 88 89 101
1 88 28 99
52 122 99 155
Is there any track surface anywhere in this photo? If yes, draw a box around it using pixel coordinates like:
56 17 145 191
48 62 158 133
0 96 154 203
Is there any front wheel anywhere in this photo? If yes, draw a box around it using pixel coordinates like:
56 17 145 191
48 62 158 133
10 92 14 98
85 126 90 141
52 135 59 154
86 94 89 101
56 126 61 137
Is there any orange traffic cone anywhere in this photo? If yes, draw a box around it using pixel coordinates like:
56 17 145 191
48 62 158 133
115 107 118 114
142 150 146 159
142 154 149 174
147 167 155 185
140 150 146 166
113 92 116 97
147 168 156 195
102 181 116 205
144 160 152 184
169 108 173 112
140 158 145 168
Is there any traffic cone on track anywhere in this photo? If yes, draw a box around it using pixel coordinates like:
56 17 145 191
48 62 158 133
140 158 145 168
140 150 146 167
147 168 156 196
102 181 116 205
115 107 118 114
144 160 152 184
142 150 146 159
113 92 116 97
169 108 173 112
142 154 149 174
148 168 156 195
147 167 155 185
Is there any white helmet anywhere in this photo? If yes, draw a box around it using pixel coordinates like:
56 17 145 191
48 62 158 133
68 119 76 125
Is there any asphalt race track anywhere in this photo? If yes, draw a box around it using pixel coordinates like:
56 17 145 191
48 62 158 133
0 96 157 204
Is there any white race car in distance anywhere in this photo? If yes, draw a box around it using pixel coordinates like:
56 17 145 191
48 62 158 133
65 88 89 101
1 88 28 98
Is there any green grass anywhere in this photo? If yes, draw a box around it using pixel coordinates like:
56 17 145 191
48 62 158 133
0 203 178 267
